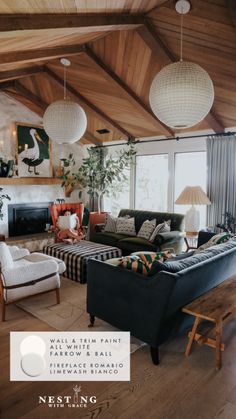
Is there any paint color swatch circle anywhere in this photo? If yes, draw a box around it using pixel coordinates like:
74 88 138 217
20 335 46 356
21 353 46 377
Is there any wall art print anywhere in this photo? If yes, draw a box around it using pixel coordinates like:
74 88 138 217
17 123 52 178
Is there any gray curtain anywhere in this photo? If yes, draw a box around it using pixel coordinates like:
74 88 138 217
207 134 236 228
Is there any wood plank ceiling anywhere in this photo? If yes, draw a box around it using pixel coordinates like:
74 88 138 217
0 0 235 145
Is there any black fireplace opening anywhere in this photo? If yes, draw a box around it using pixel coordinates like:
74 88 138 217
8 202 52 237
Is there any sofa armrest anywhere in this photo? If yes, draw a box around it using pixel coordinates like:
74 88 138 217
95 223 105 233
154 231 184 246
87 259 176 347
8 246 30 261
2 259 58 287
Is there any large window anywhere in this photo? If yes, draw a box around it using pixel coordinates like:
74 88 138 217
135 154 169 211
174 151 207 228
103 168 130 216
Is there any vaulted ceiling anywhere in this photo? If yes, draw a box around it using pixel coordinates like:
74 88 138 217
0 0 235 145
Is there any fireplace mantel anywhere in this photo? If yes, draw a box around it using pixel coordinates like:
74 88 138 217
0 178 61 185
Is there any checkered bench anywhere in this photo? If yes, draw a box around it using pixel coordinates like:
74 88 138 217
43 240 122 284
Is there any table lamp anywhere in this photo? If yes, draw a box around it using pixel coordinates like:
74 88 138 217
175 186 211 233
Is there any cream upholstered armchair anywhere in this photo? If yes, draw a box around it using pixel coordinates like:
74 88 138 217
0 243 66 321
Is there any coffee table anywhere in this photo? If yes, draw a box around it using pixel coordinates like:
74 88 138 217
43 240 122 284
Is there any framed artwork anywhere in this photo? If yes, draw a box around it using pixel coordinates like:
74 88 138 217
16 123 52 178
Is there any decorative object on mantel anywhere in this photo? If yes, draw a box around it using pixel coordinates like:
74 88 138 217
59 140 136 210
43 58 87 144
175 186 211 233
17 123 52 178
149 0 214 129
0 158 14 178
0 187 10 220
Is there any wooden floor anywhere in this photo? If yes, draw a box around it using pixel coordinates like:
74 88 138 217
1 304 236 419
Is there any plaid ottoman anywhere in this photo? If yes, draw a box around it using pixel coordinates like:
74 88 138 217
43 240 122 284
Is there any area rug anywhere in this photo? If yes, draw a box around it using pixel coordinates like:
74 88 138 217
16 277 144 353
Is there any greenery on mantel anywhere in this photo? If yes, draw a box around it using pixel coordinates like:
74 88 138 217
0 188 11 220
60 141 136 211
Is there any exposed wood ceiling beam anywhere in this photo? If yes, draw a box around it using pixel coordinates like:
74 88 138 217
145 1 173 16
83 132 102 146
205 111 225 133
0 65 44 82
0 81 15 90
2 84 46 116
84 45 173 137
44 66 132 140
0 14 144 32
2 82 102 146
0 45 85 66
137 19 225 132
14 81 48 111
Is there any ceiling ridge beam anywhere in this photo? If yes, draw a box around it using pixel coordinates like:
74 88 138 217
44 66 133 140
0 44 85 66
0 65 45 82
0 13 144 32
84 45 173 137
137 18 224 132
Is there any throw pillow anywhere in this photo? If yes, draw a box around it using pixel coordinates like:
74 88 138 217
104 214 117 233
116 217 136 236
195 232 231 253
0 243 14 271
119 255 150 276
137 219 156 240
150 220 171 242
132 250 173 266
58 214 77 230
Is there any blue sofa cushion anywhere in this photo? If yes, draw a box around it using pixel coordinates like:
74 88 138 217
149 239 236 275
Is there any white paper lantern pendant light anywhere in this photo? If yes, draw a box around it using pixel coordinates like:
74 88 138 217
43 58 87 144
149 0 214 129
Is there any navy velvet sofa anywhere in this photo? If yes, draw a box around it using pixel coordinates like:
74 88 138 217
87 238 236 365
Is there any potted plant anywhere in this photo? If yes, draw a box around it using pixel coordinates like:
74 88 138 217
60 141 136 212
0 188 11 220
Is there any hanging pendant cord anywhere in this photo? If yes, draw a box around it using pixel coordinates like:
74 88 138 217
63 65 67 100
180 9 183 61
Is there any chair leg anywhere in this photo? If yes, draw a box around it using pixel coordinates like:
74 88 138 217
88 314 95 328
1 297 5 322
185 316 201 357
150 346 160 365
55 288 60 304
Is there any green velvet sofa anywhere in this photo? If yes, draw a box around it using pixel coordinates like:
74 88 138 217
90 209 185 255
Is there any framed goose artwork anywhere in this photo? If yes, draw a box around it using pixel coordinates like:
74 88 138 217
16 123 53 178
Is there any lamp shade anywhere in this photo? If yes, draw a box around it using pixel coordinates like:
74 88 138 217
43 100 87 144
149 61 214 129
175 186 211 205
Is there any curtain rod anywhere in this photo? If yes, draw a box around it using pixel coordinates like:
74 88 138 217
94 131 236 148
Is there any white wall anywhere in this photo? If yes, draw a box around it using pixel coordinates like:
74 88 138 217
0 93 86 237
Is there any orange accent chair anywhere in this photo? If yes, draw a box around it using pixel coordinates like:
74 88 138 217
50 203 84 242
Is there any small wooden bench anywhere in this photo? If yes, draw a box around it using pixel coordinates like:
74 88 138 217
182 275 236 369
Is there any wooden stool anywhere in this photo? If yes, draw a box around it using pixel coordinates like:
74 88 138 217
182 275 236 370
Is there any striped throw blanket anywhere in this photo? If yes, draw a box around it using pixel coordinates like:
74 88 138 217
43 240 122 284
